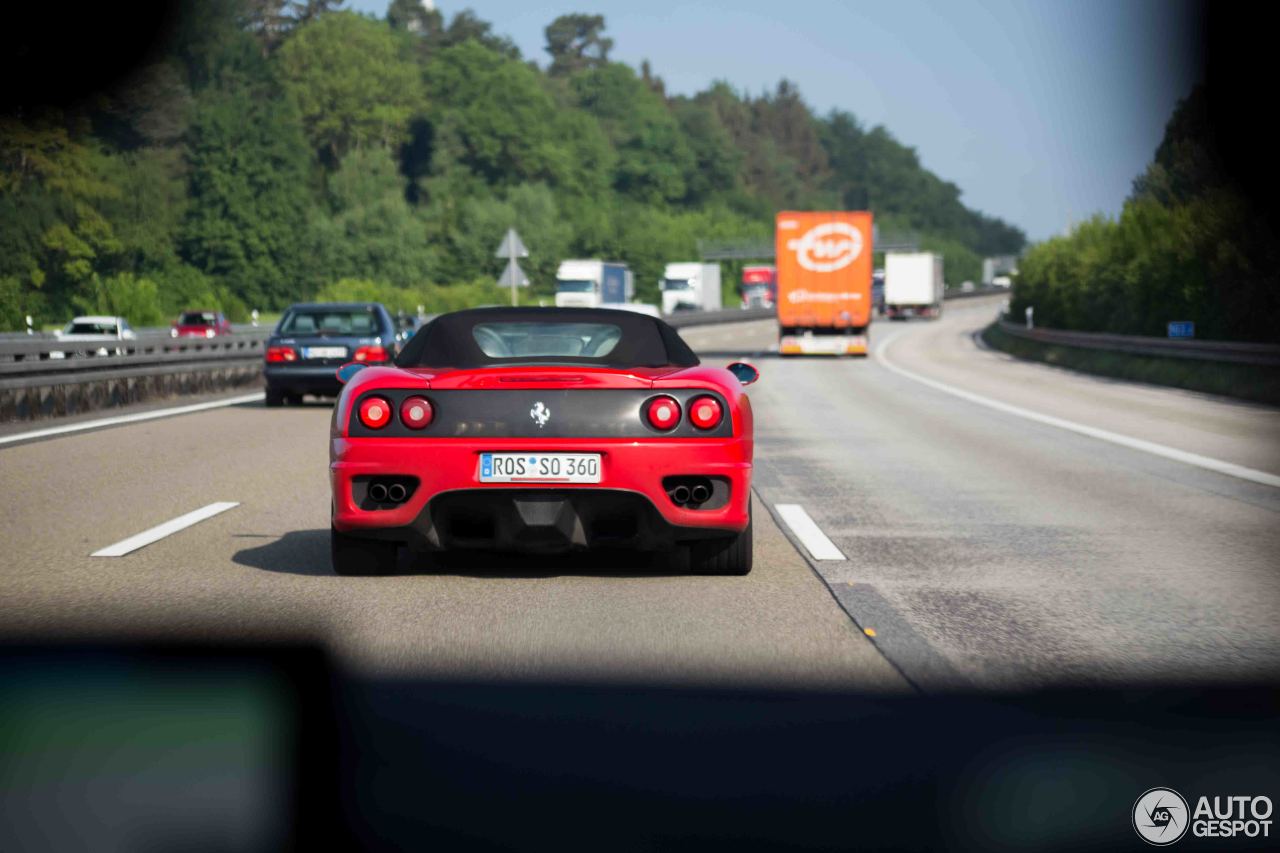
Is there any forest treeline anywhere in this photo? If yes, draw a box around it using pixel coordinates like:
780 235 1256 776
0 0 1025 328
1011 85 1279 343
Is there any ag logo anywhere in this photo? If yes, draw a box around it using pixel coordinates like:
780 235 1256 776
786 222 864 273
1133 788 1189 845
530 401 550 428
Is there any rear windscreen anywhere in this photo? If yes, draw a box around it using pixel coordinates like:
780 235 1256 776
472 322 621 359
398 308 698 369
280 309 379 336
179 312 216 325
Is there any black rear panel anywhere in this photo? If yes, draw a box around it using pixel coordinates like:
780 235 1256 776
347 388 732 438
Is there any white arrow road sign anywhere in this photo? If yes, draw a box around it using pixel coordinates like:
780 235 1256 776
495 228 529 259
498 257 529 287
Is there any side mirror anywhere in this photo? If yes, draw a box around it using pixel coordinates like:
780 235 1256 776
726 362 759 386
335 362 367 385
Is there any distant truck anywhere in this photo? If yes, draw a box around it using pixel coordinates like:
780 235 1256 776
739 265 777 309
555 260 634 308
661 262 722 314
884 252 944 320
775 211 873 356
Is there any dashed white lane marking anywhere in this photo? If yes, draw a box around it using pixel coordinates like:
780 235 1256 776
877 333 1280 490
91 502 240 557
0 393 264 447
774 504 847 561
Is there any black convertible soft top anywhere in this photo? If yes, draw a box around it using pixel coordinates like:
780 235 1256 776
395 307 700 369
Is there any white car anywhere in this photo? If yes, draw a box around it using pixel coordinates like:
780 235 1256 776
51 316 138 357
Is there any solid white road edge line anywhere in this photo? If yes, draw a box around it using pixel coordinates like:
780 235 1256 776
876 332 1280 490
0 392 265 447
91 502 240 557
774 504 847 561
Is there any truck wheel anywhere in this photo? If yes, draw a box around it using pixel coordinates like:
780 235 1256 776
686 507 753 576
265 387 285 407
331 527 398 576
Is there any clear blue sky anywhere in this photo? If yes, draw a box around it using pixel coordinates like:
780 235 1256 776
350 0 1202 242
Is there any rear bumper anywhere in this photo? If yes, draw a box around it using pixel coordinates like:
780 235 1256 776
779 332 868 355
331 436 752 551
265 365 343 395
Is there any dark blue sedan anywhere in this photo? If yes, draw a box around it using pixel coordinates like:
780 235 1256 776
264 302 400 406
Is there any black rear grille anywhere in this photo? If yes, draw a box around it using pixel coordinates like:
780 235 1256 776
348 389 733 438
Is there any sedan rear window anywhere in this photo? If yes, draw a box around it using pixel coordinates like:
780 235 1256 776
179 312 216 325
67 322 118 335
472 322 622 359
280 309 379 336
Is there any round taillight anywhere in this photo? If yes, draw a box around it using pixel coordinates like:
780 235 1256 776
645 395 682 430
399 396 433 429
688 396 723 430
358 396 392 429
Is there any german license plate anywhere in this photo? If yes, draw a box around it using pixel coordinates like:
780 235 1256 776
303 346 347 359
479 453 602 483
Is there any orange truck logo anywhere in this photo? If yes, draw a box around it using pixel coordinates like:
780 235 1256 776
776 211 873 355
786 220 865 273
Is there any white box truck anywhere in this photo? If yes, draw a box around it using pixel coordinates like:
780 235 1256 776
884 252 944 320
555 260 633 308
661 262 722 314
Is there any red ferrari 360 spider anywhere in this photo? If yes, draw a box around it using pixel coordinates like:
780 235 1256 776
329 307 758 576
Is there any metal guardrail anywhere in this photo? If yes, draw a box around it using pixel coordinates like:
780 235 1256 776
0 293 1005 388
996 320 1280 367
0 331 272 386
0 309 779 389
665 307 775 327
945 286 1010 300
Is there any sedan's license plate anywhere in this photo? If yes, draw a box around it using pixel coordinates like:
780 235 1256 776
479 453 601 483
303 346 348 359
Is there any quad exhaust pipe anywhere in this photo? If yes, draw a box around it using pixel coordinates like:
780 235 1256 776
365 479 410 505
666 478 715 508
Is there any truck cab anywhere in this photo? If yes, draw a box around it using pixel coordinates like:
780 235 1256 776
555 260 633 308
661 262 722 314
740 265 777 309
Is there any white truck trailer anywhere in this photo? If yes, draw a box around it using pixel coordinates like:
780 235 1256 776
661 263 722 315
884 252 944 320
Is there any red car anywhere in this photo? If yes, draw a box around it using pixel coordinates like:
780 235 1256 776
329 307 759 576
171 310 233 338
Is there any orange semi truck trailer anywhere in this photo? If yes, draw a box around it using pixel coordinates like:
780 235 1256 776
775 211 874 355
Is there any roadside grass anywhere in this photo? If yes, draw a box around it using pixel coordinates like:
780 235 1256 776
982 322 1280 406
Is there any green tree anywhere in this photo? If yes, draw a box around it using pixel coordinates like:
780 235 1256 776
275 11 425 163
180 85 313 309
572 63 694 204
310 146 438 286
0 114 122 324
424 41 585 191
545 14 613 76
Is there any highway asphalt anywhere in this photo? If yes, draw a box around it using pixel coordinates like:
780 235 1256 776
2 296 1277 693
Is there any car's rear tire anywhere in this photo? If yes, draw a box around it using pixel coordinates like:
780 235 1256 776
264 387 285 407
331 526 398 576
685 504 753 576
